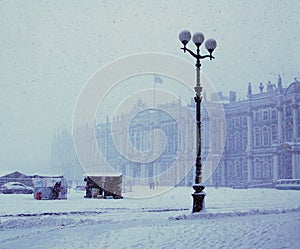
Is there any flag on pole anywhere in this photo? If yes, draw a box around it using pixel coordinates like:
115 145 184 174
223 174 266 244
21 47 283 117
154 75 163 84
153 75 163 108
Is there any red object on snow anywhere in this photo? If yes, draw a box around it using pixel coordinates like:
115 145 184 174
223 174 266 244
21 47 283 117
36 192 42 200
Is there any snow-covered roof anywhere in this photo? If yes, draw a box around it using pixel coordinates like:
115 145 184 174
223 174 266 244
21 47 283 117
31 174 64 178
0 171 18 177
83 172 122 177
0 170 30 178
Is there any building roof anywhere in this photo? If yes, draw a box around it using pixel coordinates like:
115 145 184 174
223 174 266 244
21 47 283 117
84 173 122 177
286 78 300 95
31 174 64 178
0 171 30 178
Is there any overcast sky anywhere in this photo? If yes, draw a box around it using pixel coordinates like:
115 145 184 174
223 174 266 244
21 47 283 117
0 0 300 173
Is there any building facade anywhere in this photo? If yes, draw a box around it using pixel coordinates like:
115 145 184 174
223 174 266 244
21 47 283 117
51 76 300 187
96 99 196 186
214 77 300 187
50 130 84 182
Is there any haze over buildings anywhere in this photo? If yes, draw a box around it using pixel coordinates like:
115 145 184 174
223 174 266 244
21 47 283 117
1 0 300 173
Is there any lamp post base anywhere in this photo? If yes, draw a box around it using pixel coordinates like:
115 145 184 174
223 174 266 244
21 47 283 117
192 184 206 213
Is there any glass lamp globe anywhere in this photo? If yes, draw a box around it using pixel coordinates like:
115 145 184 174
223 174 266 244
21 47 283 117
192 32 205 46
179 30 191 45
205 38 217 53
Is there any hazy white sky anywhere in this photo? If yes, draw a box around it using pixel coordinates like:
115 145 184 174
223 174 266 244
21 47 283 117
0 0 300 172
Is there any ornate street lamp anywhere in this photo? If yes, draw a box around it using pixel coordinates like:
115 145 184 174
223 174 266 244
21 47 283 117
179 30 217 212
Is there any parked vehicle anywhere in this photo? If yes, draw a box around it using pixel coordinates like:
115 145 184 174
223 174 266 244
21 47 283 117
75 185 86 191
276 179 300 190
232 182 248 189
0 182 34 194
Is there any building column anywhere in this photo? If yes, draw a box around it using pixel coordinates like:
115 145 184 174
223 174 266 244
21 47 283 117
297 153 300 178
125 163 132 178
124 162 133 192
247 155 253 183
292 104 299 141
277 106 284 142
140 164 148 185
153 162 160 185
273 151 279 180
246 110 253 183
292 151 296 179
291 149 300 178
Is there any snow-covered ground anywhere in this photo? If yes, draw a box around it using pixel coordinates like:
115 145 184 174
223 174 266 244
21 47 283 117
1 186 300 249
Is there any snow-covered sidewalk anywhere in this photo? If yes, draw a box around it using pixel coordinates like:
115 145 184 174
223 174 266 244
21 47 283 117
1 187 300 248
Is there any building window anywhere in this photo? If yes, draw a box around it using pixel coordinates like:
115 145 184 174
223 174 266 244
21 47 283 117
234 160 242 179
255 112 259 123
263 111 268 121
227 118 232 129
136 131 140 151
262 160 271 179
262 127 269 146
227 134 233 151
235 118 240 128
243 117 247 127
162 124 167 133
254 160 262 180
234 132 240 151
285 122 293 141
166 137 171 153
227 160 234 181
279 151 292 179
271 125 277 143
173 135 178 153
242 130 247 150
271 110 277 120
286 106 292 116
254 127 261 147
243 159 248 181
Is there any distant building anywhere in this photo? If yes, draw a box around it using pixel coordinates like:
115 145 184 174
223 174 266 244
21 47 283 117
50 130 84 182
0 171 33 187
51 76 300 187
214 76 300 187
95 99 197 186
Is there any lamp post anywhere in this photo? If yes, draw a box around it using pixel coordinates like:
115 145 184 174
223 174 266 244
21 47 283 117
179 30 217 212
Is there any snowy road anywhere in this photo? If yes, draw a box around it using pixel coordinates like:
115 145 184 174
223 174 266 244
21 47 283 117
1 187 300 249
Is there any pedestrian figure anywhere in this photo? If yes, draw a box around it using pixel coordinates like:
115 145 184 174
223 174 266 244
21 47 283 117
53 181 61 199
149 180 155 190
84 177 93 198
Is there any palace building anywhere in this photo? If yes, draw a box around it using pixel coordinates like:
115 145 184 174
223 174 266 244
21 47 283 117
51 76 300 188
216 76 300 187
